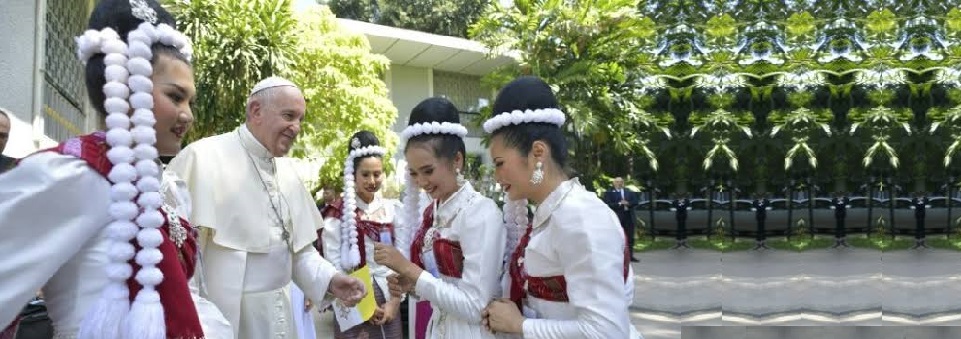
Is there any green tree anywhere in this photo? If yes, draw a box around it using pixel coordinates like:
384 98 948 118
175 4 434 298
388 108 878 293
471 0 662 182
326 0 490 38
166 0 397 190
292 6 398 187
165 0 299 142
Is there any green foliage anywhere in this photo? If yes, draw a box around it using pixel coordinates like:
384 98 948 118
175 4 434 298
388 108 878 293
165 0 299 142
166 1 396 191
326 0 491 38
470 0 961 196
291 6 398 188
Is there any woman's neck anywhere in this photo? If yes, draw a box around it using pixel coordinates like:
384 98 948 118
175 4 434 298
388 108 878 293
529 170 569 206
357 191 375 204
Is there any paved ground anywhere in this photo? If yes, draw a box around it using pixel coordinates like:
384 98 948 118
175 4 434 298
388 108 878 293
306 247 961 339
630 247 961 339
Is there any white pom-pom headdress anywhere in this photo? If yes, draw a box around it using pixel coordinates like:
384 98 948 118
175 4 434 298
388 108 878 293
340 137 388 270
399 121 468 151
75 1 192 338
482 108 566 134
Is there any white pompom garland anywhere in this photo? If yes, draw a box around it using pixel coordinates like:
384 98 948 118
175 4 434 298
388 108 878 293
397 171 421 258
502 198 530 268
77 28 134 339
481 108 566 134
74 17 193 339
399 122 468 152
340 144 388 269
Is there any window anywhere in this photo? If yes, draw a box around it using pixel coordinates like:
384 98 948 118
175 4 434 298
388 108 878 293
432 71 490 137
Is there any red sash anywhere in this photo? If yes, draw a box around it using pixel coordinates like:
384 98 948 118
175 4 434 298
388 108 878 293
409 203 465 278
508 224 631 306
327 200 396 268
48 132 204 338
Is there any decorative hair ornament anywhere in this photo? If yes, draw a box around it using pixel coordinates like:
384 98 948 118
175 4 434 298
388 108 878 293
482 108 566 134
129 0 158 24
76 23 192 65
340 144 388 269
399 122 468 150
75 9 192 339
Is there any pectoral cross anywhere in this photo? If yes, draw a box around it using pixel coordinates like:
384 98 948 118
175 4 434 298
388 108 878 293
282 220 293 253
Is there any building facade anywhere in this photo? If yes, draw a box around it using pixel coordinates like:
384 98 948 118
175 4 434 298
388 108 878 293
0 0 99 158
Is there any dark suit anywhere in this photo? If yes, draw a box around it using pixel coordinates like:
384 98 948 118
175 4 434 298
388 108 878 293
913 197 927 240
832 197 849 238
753 199 769 241
672 198 690 241
605 188 638 254
0 155 15 174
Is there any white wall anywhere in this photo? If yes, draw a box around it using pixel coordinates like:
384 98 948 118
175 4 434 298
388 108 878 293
0 0 41 157
387 64 431 133
385 64 490 163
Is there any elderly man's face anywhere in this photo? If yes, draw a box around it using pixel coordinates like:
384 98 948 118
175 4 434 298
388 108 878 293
0 113 10 153
613 177 624 189
249 86 306 157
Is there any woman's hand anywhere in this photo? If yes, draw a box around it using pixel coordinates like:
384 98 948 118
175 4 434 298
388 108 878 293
373 242 406 270
482 299 525 334
370 298 401 325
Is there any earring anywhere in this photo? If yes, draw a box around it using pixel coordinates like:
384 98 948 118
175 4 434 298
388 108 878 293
456 167 467 187
530 161 544 185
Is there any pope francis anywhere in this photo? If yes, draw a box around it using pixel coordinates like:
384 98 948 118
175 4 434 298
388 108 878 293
168 77 366 339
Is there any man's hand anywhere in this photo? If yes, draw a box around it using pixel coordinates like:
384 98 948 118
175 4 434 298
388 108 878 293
304 297 314 313
328 273 366 307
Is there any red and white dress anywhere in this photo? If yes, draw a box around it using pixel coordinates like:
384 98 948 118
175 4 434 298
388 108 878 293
0 132 231 339
504 179 642 339
407 182 505 339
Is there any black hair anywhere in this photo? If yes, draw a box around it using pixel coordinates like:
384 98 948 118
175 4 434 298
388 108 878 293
84 0 190 115
489 76 568 168
348 130 383 171
404 97 467 167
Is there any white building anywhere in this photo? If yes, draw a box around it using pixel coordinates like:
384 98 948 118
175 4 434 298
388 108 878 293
336 18 516 167
0 0 100 158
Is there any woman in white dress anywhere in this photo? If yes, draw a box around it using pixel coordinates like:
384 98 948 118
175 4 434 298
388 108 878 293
0 1 230 338
480 76 643 339
372 97 506 339
322 131 404 338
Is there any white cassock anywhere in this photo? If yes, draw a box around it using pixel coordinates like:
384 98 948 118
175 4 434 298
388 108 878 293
507 179 643 339
410 183 505 339
168 125 339 339
0 152 232 338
